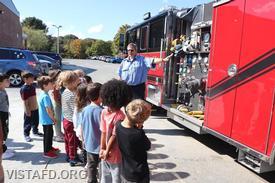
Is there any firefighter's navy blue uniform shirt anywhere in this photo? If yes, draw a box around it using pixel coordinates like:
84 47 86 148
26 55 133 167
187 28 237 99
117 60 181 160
118 55 154 86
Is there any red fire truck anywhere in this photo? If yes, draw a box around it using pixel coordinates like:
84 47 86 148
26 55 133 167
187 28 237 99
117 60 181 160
122 0 275 173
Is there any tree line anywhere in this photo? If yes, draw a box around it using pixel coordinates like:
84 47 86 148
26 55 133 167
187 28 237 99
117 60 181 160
22 17 130 59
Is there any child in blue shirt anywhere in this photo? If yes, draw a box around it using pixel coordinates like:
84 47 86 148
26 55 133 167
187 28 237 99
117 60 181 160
37 76 59 159
80 83 102 183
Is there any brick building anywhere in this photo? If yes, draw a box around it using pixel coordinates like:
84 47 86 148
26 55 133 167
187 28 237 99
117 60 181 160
0 0 22 48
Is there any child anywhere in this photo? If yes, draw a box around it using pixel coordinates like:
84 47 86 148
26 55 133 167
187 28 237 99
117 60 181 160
80 83 102 183
60 71 80 166
74 69 86 84
73 83 88 141
20 72 43 142
48 70 64 142
73 83 88 165
56 71 66 94
0 122 4 183
116 99 151 183
0 74 15 159
99 79 132 183
84 75 92 84
37 76 59 158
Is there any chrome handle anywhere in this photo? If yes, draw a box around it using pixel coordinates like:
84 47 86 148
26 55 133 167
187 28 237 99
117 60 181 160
213 0 232 7
160 38 164 59
227 64 238 77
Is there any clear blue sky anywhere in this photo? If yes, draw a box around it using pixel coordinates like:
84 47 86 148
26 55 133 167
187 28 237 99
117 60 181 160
13 0 211 41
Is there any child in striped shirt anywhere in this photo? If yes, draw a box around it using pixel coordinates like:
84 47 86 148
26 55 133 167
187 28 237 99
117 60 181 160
60 71 80 166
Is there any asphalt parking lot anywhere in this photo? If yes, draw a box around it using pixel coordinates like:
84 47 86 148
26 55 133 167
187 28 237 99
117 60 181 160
3 59 275 183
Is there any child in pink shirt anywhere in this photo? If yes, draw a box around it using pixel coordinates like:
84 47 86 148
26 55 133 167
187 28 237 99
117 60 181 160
99 79 132 183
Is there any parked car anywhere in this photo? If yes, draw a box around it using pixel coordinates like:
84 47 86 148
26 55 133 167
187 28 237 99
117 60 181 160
33 51 62 66
0 47 41 87
89 56 98 60
38 60 51 75
99 56 110 61
109 57 123 64
105 57 113 63
98 56 105 61
106 57 122 63
35 54 61 69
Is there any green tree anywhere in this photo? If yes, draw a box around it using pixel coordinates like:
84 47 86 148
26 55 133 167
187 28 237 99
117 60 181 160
23 27 49 51
63 34 79 41
22 17 48 32
83 38 95 57
62 34 79 57
86 40 113 56
49 36 67 55
68 39 87 59
113 24 131 54
46 35 55 52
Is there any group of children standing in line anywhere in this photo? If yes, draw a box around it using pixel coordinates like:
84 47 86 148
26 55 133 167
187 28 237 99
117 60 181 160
0 69 152 183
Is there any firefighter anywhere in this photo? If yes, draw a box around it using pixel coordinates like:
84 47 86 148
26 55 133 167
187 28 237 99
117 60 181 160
118 43 173 100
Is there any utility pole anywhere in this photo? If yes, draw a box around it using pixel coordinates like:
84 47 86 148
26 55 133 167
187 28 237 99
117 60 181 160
52 25 62 54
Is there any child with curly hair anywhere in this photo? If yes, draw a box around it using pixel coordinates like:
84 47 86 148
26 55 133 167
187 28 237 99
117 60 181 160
116 99 152 183
99 79 132 183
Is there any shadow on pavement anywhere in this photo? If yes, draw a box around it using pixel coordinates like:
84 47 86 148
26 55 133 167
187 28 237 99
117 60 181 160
145 129 187 136
165 119 238 158
150 143 165 151
151 108 167 117
3 151 68 166
6 139 33 151
259 171 275 182
149 138 157 142
149 162 190 181
149 162 177 170
150 171 190 181
147 131 190 181
148 118 275 182
148 153 169 160
62 63 96 75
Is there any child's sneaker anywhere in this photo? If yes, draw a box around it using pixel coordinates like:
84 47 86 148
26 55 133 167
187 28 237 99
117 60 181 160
69 159 77 167
65 156 70 162
43 151 58 159
75 156 84 163
25 136 33 142
51 147 60 153
33 132 43 137
53 136 64 142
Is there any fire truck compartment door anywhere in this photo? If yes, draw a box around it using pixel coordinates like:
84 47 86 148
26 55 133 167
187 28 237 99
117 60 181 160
204 0 246 137
230 0 275 154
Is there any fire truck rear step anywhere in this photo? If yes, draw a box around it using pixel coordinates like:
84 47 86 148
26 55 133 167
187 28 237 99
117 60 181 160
238 150 275 173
